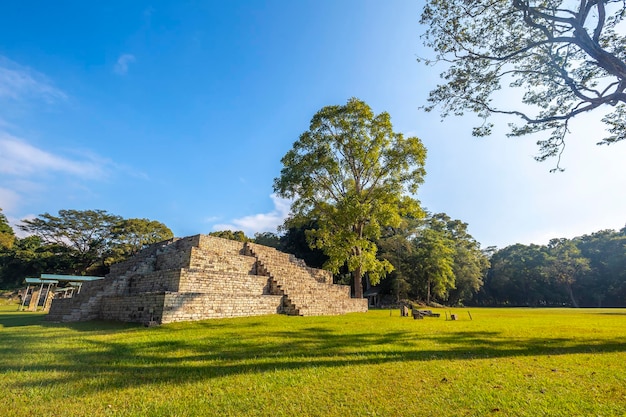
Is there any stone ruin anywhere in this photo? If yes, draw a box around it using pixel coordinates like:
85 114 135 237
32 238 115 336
47 235 368 324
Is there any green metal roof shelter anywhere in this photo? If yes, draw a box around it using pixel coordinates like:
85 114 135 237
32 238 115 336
20 274 104 312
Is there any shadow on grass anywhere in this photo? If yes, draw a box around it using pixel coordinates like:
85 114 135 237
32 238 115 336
1 314 625 395
0 312 47 327
594 311 626 316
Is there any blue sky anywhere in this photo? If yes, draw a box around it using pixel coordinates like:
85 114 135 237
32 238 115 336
0 1 624 249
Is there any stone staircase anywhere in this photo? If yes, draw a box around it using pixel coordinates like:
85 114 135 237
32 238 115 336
244 242 368 316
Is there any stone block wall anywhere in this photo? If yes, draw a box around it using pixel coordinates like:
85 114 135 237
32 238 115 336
100 293 166 323
197 235 244 256
188 247 257 274
177 270 269 295
161 293 283 323
128 270 182 294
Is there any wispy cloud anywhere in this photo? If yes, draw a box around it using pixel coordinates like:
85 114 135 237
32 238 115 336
212 194 292 236
0 187 20 212
0 134 108 179
0 56 66 102
0 133 148 216
114 54 136 75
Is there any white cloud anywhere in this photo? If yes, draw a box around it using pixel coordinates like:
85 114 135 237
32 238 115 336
0 134 107 179
0 133 148 216
7 213 35 238
0 187 20 212
114 54 136 75
0 56 66 102
212 194 292 236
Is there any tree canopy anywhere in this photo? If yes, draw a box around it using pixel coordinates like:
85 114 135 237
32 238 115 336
13 209 173 277
420 0 626 169
19 209 122 273
477 227 626 307
376 213 489 306
0 209 15 250
209 230 250 242
274 98 427 298
109 218 174 261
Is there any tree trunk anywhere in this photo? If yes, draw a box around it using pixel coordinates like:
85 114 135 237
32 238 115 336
566 283 579 308
353 223 365 299
354 266 363 299
426 277 431 305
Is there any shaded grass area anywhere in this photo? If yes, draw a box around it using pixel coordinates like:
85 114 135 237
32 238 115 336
1 306 625 416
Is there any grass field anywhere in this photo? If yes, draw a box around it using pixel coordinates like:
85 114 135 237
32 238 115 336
1 305 625 417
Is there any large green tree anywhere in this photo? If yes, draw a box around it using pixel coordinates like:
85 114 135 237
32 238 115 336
428 214 490 305
411 227 456 304
545 238 591 307
19 209 122 273
109 218 174 261
208 230 250 242
376 219 419 302
18 210 174 276
420 0 626 169
482 244 556 306
274 98 427 298
0 209 15 250
575 228 626 306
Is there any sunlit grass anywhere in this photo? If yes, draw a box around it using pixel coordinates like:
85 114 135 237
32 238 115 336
1 305 625 416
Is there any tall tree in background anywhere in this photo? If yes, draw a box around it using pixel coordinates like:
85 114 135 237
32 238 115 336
429 214 490 305
0 209 15 250
411 227 455 304
274 98 427 298
208 230 250 242
575 228 626 306
16 209 174 277
376 219 418 302
483 244 554 306
253 232 281 249
110 218 173 261
420 1 626 169
545 238 591 307
278 222 328 270
19 209 122 274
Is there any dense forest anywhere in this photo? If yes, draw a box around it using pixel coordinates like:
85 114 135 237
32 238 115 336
1 208 624 307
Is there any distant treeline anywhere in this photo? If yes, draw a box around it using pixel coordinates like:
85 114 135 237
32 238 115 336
474 228 626 307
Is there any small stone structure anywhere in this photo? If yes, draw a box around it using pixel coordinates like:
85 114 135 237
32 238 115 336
47 235 368 324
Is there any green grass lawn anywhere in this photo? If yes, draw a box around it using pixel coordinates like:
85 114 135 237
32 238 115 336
1 305 625 417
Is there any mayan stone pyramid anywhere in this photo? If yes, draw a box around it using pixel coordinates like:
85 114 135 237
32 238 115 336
47 235 368 325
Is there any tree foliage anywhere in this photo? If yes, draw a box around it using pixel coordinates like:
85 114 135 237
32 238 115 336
429 214 490 305
274 98 427 298
19 209 122 273
375 213 489 305
110 218 174 261
477 227 626 307
209 230 250 242
412 227 456 304
420 0 626 169
0 208 15 250
252 232 281 249
0 209 174 285
545 238 591 307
